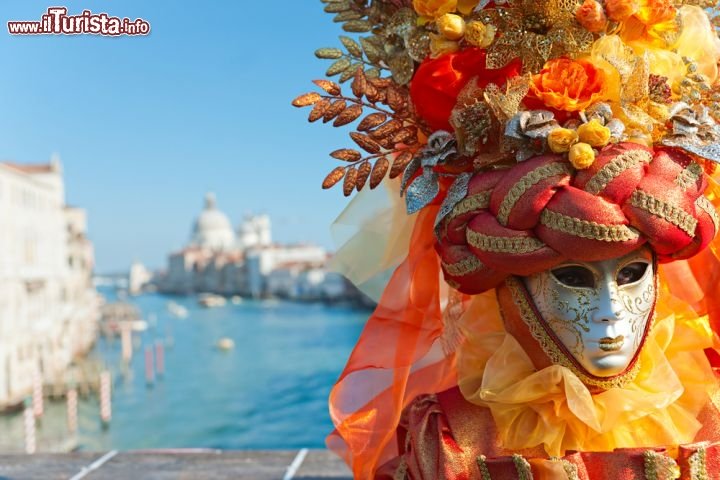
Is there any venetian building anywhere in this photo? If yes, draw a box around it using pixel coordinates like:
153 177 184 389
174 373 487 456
190 193 236 252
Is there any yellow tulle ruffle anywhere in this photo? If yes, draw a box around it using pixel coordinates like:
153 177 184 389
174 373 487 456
457 283 719 457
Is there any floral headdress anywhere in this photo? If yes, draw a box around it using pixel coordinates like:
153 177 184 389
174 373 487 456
293 0 720 478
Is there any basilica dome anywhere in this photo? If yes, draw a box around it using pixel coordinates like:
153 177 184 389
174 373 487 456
190 193 236 251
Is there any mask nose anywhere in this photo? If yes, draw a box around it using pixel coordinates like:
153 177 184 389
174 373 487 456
591 283 621 323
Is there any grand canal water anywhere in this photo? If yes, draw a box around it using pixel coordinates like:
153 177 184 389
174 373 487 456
1 290 368 452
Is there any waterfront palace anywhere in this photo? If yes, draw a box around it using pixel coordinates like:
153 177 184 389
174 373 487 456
0 158 99 410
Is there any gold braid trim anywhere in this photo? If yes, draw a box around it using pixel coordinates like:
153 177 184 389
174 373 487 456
441 255 483 277
688 446 708 480
477 455 492 480
540 209 640 242
512 454 534 480
675 162 703 191
467 230 546 254
506 276 642 389
561 460 579 480
497 162 571 226
643 450 680 480
449 191 491 220
393 458 408 480
696 196 720 236
630 190 697 237
584 149 652 195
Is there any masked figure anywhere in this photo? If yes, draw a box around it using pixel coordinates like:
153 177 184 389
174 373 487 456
295 1 720 478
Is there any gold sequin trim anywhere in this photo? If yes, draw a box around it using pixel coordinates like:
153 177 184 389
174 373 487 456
467 230 546 254
393 458 408 480
506 276 641 389
477 455 492 480
540 209 640 242
441 255 483 277
630 190 697 237
584 150 652 195
512 454 534 480
643 450 680 480
450 191 491 220
688 446 708 480
696 196 720 235
675 162 703 191
497 162 572 226
561 460 579 480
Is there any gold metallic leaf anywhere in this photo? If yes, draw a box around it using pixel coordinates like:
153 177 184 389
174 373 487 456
391 126 417 144
334 11 364 23
356 161 372 191
327 58 352 76
339 64 361 83
365 82 380 103
360 37 383 63
315 48 343 59
365 68 381 79
388 54 414 86
390 151 414 179
308 98 332 122
370 157 389 189
313 79 341 96
370 120 403 139
351 68 367 98
343 167 358 196
339 36 363 57
323 100 347 122
386 86 405 112
343 20 373 33
330 149 362 161
333 104 363 127
324 1 350 13
350 132 382 154
292 92 322 107
323 167 346 189
357 113 388 131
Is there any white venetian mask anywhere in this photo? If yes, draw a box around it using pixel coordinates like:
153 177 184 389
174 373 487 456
523 248 656 378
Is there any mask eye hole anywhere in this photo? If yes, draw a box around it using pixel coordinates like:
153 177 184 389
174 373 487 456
617 262 649 286
551 266 595 288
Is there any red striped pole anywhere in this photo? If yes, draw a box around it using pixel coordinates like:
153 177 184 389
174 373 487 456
32 370 43 419
99 371 112 425
155 341 165 378
121 324 132 363
24 402 36 454
144 346 155 386
67 388 78 433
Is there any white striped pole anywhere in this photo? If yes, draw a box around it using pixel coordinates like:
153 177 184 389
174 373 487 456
99 371 112 425
121 324 132 363
67 388 78 433
24 402 36 454
32 370 43 419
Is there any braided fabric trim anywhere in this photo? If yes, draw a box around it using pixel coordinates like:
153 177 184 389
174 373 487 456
540 209 640 242
441 255 483 277
497 162 571 226
512 454 534 480
688 445 708 480
450 191 492 220
560 460 579 480
643 450 680 480
467 230 546 254
477 455 492 480
675 162 703 191
696 196 720 235
630 190 698 237
506 276 642 389
584 150 652 195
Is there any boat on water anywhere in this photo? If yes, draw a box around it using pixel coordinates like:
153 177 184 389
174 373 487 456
167 301 189 318
230 296 243 305
197 293 226 308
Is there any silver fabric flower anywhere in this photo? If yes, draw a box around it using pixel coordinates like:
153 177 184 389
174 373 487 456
661 102 720 163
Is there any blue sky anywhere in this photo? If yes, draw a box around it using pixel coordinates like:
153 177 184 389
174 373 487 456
0 1 355 272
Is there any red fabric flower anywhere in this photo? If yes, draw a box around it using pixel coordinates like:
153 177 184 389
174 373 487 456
410 48 521 131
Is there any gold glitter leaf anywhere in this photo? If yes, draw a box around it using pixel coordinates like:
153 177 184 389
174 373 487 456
308 98 332 122
334 11 364 23
390 151 414 179
392 127 417 144
484 74 531 122
313 79 341 96
324 1 350 13
352 68 367 98
365 68 381 79
370 120 403 139
330 149 362 161
327 58 352 76
322 167 346 189
350 132 382 154
333 104 364 126
343 167 358 196
356 161 372 191
340 36 363 57
339 64 360 83
360 37 384 64
389 54 414 86
343 20 373 33
370 157 390 188
323 99 347 123
315 48 343 60
357 112 388 131
386 86 406 111
292 92 322 107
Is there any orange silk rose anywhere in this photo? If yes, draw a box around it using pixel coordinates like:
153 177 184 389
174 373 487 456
412 0 457 18
410 48 521 131
529 58 607 112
